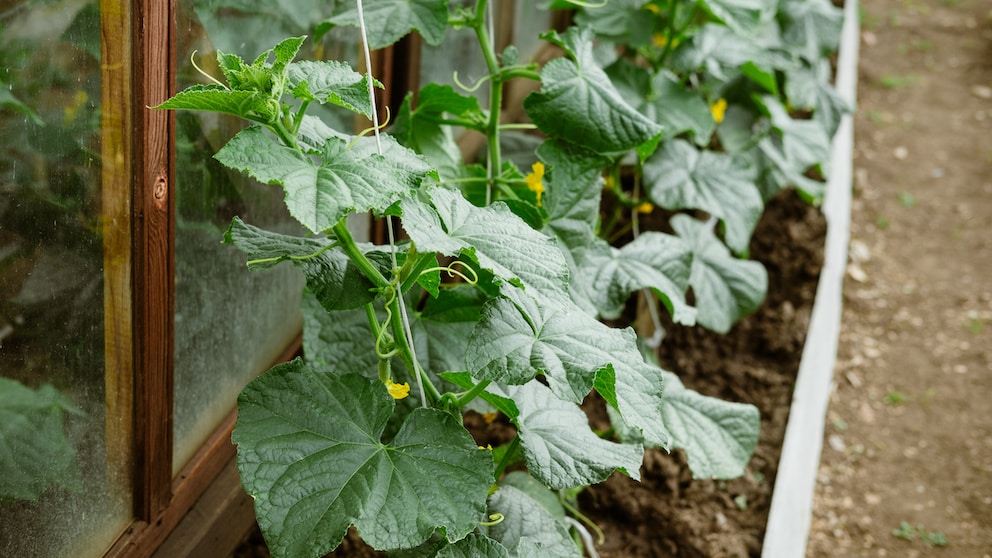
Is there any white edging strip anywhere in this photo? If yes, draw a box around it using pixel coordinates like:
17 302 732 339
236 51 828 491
760 0 860 556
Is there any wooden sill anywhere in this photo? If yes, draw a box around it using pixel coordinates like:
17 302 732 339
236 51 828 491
151 455 255 558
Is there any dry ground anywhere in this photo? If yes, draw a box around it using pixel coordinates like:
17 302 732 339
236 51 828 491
808 0 992 556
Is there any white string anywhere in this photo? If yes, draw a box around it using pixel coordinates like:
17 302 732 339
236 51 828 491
564 517 601 558
355 0 428 407
631 190 665 349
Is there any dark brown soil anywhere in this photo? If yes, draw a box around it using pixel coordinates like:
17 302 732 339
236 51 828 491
581 190 826 558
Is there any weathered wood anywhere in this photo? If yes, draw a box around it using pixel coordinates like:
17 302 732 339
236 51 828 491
131 0 177 521
151 456 255 558
100 0 137 517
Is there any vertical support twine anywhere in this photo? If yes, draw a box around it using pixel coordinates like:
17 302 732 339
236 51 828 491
355 0 428 407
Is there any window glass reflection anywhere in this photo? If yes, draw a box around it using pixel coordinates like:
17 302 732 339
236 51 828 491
0 2 131 556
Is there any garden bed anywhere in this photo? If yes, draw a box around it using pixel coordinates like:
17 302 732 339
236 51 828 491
580 189 827 558
231 188 827 558
219 0 859 552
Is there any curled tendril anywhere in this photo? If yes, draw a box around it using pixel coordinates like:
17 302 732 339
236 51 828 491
190 50 228 89
375 284 401 359
347 106 392 150
420 261 479 285
479 513 505 527
452 71 491 93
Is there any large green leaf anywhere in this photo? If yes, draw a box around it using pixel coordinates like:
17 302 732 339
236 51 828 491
287 60 380 117
495 382 643 490
657 371 760 479
778 0 844 63
465 290 670 447
602 59 713 146
669 24 775 81
784 60 852 139
233 362 494 556
301 292 381 376
401 188 571 308
468 291 639 402
755 94 832 174
646 71 717 146
437 534 510 558
214 126 429 233
642 139 763 254
224 217 388 311
671 214 767 334
321 0 449 48
486 485 581 558
537 139 608 249
573 233 696 324
594 359 669 448
698 0 775 36
0 379 83 502
412 286 487 375
524 27 663 155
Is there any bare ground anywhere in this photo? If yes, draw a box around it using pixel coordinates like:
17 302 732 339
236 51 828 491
808 0 992 556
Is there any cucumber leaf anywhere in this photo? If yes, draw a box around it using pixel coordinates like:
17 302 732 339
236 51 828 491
233 362 494 556
642 139 763 254
524 27 663 156
671 214 767 334
320 0 449 48
214 127 430 233
495 382 643 490
401 187 571 309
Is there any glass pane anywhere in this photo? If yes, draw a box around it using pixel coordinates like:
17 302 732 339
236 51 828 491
173 0 359 473
0 1 132 556
512 0 552 62
419 0 490 108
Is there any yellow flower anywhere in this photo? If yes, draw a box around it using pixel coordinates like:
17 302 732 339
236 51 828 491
477 444 493 450
710 98 728 124
482 412 499 424
635 202 654 214
652 34 679 49
644 3 661 14
385 378 410 400
525 162 545 206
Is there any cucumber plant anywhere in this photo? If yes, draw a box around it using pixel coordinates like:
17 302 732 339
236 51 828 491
156 0 844 554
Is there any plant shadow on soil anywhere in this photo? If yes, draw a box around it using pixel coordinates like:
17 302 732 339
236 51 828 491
233 189 826 558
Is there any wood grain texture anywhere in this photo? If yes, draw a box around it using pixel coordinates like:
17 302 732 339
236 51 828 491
100 0 137 515
131 0 176 521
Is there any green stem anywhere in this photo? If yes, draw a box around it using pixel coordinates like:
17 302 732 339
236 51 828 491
384 293 442 403
270 117 300 151
331 220 390 289
656 0 679 68
292 99 312 135
560 497 606 544
472 0 504 206
455 379 492 408
494 435 521 479
364 302 384 346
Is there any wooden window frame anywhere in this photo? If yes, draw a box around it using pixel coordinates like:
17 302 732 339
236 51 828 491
100 2 405 555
